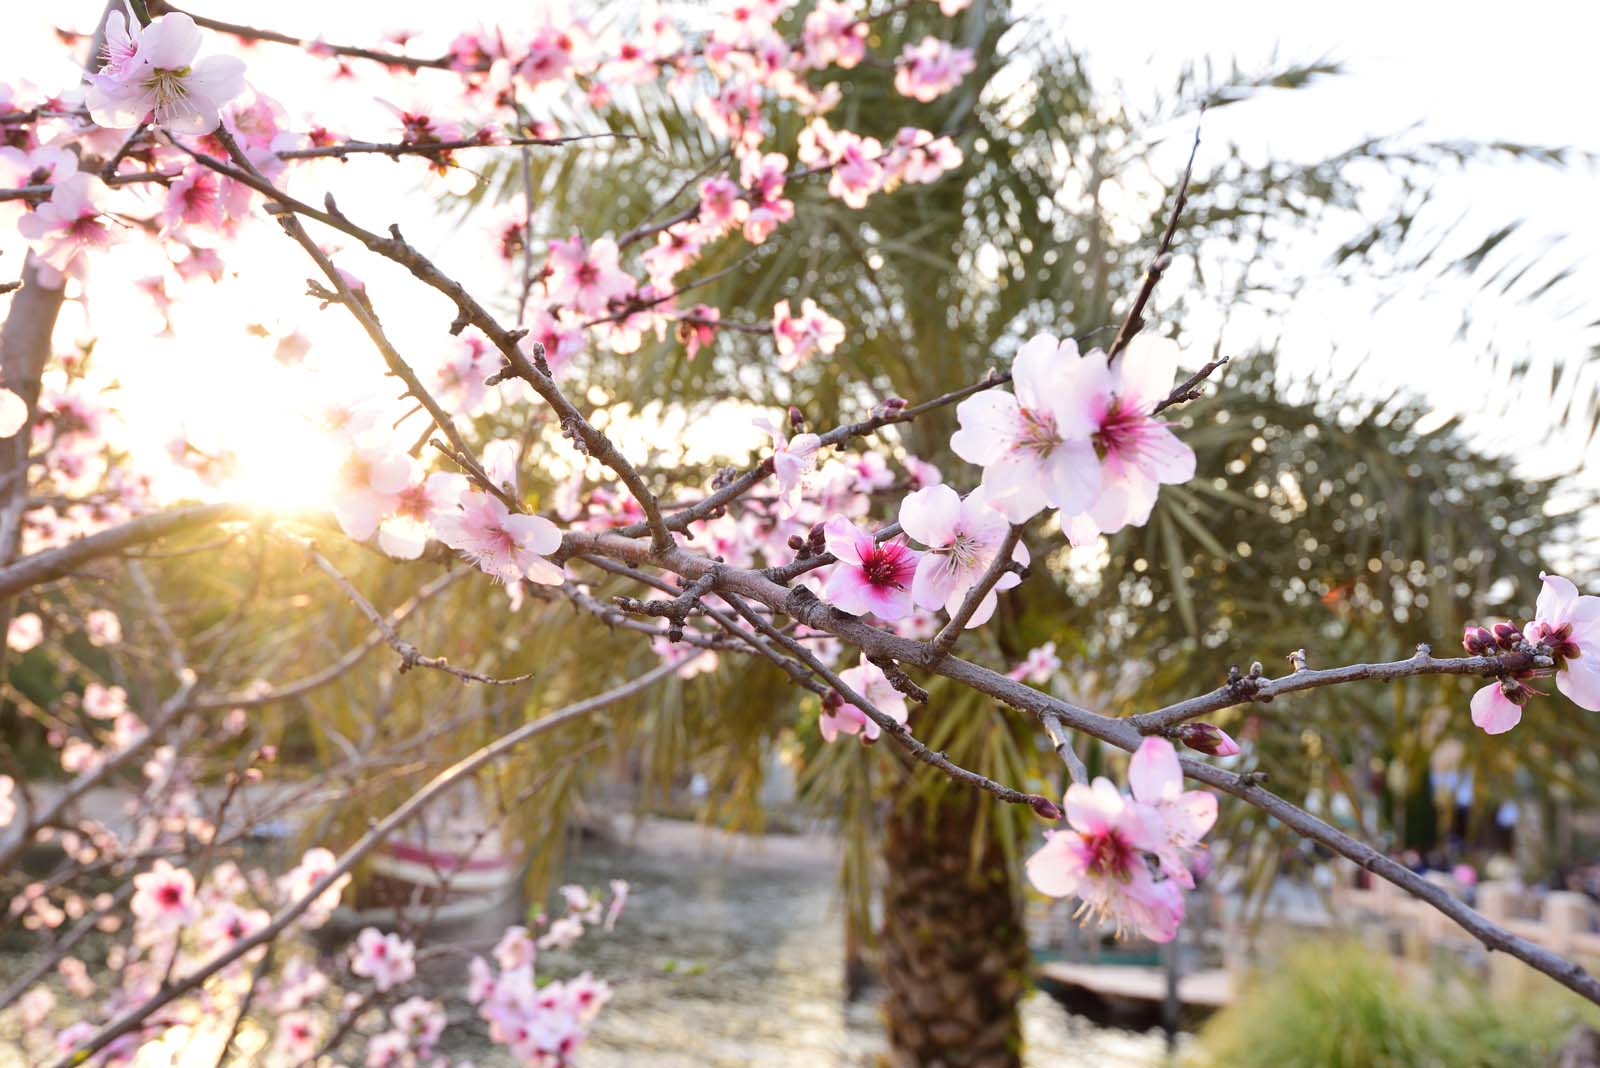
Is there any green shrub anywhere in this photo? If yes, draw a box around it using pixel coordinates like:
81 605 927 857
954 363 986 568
1191 941 1597 1068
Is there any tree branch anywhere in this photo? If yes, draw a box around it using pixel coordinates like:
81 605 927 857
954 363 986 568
49 660 681 1068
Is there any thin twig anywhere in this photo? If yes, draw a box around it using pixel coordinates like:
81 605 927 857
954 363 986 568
1106 117 1203 361
926 525 1022 660
49 661 681 1068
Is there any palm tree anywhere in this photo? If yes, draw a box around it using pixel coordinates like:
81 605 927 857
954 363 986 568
431 3 1598 1064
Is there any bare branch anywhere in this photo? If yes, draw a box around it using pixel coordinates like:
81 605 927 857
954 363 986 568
296 541 533 687
925 525 1022 660
1106 117 1203 361
1127 644 1539 734
49 660 681 1068
0 504 251 601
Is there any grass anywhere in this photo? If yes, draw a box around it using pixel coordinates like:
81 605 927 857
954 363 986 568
1189 940 1599 1068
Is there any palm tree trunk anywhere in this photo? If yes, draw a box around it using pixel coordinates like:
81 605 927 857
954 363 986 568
880 790 1027 1068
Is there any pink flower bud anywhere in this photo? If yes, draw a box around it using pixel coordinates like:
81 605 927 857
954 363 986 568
1029 795 1064 821
787 405 806 431
1462 626 1495 656
1174 722 1242 757
1491 621 1521 651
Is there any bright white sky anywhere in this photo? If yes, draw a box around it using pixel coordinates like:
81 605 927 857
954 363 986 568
1 1 1596 553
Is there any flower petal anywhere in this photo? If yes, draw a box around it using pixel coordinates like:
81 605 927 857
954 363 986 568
1557 654 1600 713
1470 683 1524 735
1129 737 1182 804
898 484 961 547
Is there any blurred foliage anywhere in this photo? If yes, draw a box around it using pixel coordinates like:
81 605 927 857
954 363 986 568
12 0 1593 922
460 0 1600 877
1190 939 1600 1068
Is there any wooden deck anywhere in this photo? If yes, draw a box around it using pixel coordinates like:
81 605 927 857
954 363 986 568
1037 961 1234 1008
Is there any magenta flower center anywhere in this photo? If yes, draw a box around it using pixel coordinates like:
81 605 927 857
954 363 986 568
860 542 912 588
1081 827 1135 880
394 483 430 520
1094 400 1146 460
1532 621 1581 662
485 522 519 555
156 882 184 908
67 214 107 245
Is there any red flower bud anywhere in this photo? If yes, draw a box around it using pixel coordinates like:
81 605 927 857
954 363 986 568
787 405 806 431
1462 626 1495 656
1174 723 1242 757
1491 621 1521 651
1029 795 1064 821
822 690 844 710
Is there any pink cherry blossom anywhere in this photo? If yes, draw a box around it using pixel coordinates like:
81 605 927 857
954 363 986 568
279 846 350 929
95 5 143 82
826 133 885 208
545 235 636 317
821 654 908 743
275 1012 321 1060
756 416 822 518
1471 680 1530 735
433 333 496 414
204 901 270 948
0 775 14 827
432 490 564 584
652 635 720 678
86 609 122 647
365 1030 409 1068
351 928 417 992
86 12 246 134
737 152 794 244
1128 737 1217 889
391 997 447 1049
130 859 197 930
520 22 581 84
1524 572 1600 711
882 126 964 185
772 298 845 371
697 175 743 236
333 443 411 543
540 914 586 950
898 485 1025 626
1057 335 1197 540
378 470 468 560
1025 740 1205 942
951 333 1101 523
821 516 920 621
7 612 42 653
678 305 721 359
0 144 78 210
16 173 116 275
1007 641 1060 684
893 37 975 102
802 1 868 70
494 925 538 971
642 225 704 287
160 168 229 236
524 309 586 377
83 683 128 720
